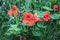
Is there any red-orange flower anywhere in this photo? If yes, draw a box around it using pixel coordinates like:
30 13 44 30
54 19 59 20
43 11 51 21
23 12 39 26
8 10 12 16
8 5 20 17
28 14 38 26
23 12 33 20
12 5 18 11
53 5 58 11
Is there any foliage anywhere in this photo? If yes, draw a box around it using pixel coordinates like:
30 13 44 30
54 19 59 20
0 0 60 40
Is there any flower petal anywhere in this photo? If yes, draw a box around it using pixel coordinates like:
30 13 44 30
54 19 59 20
22 19 29 24
12 5 18 11
8 10 12 16
28 20 36 26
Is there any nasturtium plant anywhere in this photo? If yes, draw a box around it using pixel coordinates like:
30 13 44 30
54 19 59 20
0 0 60 40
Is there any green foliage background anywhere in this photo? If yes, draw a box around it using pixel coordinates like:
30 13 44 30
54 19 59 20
0 0 60 40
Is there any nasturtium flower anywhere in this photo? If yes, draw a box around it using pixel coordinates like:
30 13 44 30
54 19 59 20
23 12 33 20
12 5 18 11
8 5 20 17
53 4 58 11
8 10 12 16
23 12 34 26
23 12 42 26
43 11 51 21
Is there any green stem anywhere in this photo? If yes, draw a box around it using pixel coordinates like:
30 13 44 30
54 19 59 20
16 16 18 24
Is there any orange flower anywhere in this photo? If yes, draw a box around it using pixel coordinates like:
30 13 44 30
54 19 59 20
23 12 42 26
8 5 20 17
43 11 51 21
53 4 58 11
12 5 18 11
23 12 33 20
8 10 12 16
23 12 34 26
27 14 38 26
